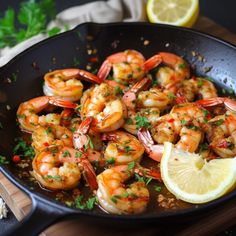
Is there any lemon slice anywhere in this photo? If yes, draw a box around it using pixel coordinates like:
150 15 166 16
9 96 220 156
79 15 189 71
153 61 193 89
147 0 199 28
161 142 236 204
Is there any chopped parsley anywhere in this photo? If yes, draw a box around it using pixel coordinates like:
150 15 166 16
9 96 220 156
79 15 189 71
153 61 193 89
167 93 176 100
84 135 94 151
135 115 150 129
127 161 135 171
107 75 114 80
75 150 82 158
214 119 224 126
125 117 133 125
135 174 152 185
178 63 186 69
154 185 162 192
114 86 123 95
13 138 35 159
46 175 62 181
123 145 133 153
45 126 52 134
75 195 97 210
106 157 115 165
111 195 121 204
0 155 9 164
62 150 71 157
197 78 203 88
180 119 188 126
199 143 209 152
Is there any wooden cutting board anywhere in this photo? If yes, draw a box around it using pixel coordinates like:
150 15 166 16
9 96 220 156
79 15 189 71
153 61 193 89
1 16 236 236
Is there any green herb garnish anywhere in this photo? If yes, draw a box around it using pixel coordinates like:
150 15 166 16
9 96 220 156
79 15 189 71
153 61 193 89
13 138 35 159
0 0 59 49
135 115 150 128
0 155 9 165
114 86 123 95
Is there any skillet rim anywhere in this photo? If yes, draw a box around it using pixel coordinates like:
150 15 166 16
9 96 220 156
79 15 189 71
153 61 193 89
1 21 236 221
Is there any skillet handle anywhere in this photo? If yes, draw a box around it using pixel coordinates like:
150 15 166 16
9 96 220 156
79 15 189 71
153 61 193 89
5 196 68 236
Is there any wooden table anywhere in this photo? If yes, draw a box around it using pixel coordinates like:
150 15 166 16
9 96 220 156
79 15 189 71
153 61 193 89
1 16 236 236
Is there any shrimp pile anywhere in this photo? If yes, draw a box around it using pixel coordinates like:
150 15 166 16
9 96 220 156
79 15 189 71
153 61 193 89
15 50 236 215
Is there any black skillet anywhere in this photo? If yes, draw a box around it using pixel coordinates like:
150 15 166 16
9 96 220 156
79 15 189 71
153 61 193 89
1 22 236 236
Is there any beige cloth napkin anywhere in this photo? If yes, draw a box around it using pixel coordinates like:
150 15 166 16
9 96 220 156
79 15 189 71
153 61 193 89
0 0 147 67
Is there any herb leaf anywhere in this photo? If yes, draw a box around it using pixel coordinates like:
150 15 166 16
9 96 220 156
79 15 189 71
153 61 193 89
135 115 150 128
0 0 60 49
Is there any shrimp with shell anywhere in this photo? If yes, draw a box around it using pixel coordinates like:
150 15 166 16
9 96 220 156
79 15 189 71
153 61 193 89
17 96 76 133
32 145 98 191
80 83 127 132
98 50 146 85
102 130 145 165
43 69 102 101
96 164 161 214
31 124 73 153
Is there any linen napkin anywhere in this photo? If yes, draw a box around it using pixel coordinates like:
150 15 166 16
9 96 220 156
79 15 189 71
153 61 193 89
0 0 147 67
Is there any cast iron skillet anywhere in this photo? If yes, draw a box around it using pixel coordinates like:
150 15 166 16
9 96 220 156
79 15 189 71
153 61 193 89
1 22 236 236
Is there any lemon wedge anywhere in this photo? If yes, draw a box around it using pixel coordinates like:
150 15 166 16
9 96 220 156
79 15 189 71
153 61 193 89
160 142 236 204
147 0 199 28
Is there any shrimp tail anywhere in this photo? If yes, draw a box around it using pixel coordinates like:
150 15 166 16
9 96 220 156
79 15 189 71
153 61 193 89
97 59 112 81
48 97 77 109
196 97 236 113
144 54 162 71
137 129 164 162
134 165 162 181
78 69 103 84
80 158 98 190
73 117 93 149
176 89 188 104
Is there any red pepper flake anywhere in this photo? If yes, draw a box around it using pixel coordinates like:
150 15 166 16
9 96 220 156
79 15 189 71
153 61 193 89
89 57 98 63
192 76 197 81
12 155 21 163
168 118 175 123
44 142 50 147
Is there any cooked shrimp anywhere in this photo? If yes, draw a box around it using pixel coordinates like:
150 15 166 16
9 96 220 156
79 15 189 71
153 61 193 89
138 103 210 161
145 52 190 93
17 96 76 133
152 103 206 150
136 88 170 111
123 108 160 135
179 77 217 101
122 77 151 110
196 97 236 158
102 131 144 165
32 125 73 153
43 69 102 101
97 164 161 214
80 83 127 132
98 50 146 85
73 117 104 166
204 112 236 158
122 78 165 134
32 146 98 190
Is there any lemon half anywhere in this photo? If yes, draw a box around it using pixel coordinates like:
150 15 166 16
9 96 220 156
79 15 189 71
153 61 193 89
161 142 236 204
147 0 199 28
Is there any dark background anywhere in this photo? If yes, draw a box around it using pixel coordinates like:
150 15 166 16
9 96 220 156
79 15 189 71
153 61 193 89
0 0 236 33
1 0 236 235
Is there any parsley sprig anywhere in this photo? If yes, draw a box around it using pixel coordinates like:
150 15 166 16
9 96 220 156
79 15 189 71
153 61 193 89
0 0 60 49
